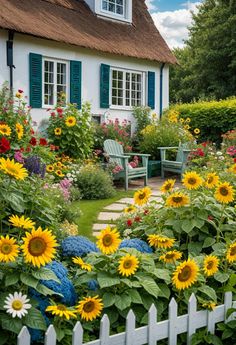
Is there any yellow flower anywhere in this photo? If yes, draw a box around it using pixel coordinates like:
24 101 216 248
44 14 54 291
55 162 63 168
159 250 182 263
46 305 77 320
65 116 76 127
184 124 190 130
15 91 23 99
9 215 35 230
21 227 58 268
214 182 234 204
160 179 176 193
185 117 191 123
166 192 190 208
172 259 199 290
123 205 137 213
0 158 28 180
16 123 24 140
0 235 19 263
203 255 219 276
55 170 64 177
72 257 92 271
134 187 152 206
96 226 121 255
118 254 139 277
0 124 11 136
229 164 236 174
46 165 54 173
226 243 236 263
194 128 200 135
180 118 185 123
77 296 103 321
148 234 175 249
202 302 216 311
182 171 203 190
54 128 62 136
205 172 219 189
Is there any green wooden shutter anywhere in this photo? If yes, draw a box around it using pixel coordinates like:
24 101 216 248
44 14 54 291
148 71 155 109
70 60 82 109
29 53 42 108
100 64 110 108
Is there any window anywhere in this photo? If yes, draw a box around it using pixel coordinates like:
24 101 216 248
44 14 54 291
111 69 144 108
102 0 125 16
43 59 68 107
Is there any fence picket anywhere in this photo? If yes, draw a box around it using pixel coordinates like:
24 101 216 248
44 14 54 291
45 325 57 345
187 293 197 345
224 291 233 322
126 309 136 345
72 322 83 345
100 314 110 345
207 309 216 334
148 304 157 345
168 298 178 345
17 326 30 345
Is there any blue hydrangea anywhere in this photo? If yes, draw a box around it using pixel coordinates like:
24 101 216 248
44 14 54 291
61 236 98 258
88 279 99 291
120 238 153 253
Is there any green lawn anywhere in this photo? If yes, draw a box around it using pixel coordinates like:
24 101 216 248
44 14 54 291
71 190 134 240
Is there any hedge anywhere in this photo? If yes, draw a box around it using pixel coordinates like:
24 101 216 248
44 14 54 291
168 98 236 145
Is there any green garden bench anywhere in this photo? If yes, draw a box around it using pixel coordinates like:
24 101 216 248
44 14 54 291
104 139 150 191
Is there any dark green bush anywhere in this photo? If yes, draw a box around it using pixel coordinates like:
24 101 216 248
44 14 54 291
169 98 236 145
76 165 116 200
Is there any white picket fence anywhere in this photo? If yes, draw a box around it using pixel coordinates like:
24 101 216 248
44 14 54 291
17 292 236 345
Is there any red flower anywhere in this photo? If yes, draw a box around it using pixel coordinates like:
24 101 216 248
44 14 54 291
30 128 35 135
144 210 149 215
208 215 214 221
234 158 236 163
127 219 133 227
29 137 37 146
20 147 25 152
134 216 141 223
26 146 31 152
50 112 56 117
39 138 47 146
59 115 63 118
18 89 24 94
57 108 63 114
0 137 10 153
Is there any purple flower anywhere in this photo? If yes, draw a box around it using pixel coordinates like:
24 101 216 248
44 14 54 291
14 151 24 163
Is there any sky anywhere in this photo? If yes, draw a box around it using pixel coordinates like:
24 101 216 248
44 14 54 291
145 0 202 48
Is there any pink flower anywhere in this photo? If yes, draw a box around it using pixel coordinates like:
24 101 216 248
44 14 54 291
14 151 24 163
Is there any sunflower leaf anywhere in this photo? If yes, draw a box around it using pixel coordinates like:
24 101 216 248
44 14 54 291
198 285 217 302
97 272 120 288
32 268 60 283
24 307 47 331
141 279 161 297
115 294 131 311
20 273 38 289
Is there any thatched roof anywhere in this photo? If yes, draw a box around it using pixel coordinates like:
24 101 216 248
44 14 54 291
0 0 177 64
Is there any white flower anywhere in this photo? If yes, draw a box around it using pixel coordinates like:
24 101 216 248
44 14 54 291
216 151 223 156
4 292 31 318
219 156 225 160
67 173 72 177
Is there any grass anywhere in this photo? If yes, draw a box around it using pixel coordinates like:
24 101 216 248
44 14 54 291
71 190 134 240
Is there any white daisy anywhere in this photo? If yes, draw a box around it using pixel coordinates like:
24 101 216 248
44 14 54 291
4 292 31 318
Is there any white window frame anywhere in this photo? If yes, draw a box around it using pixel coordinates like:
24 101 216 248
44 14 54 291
42 57 69 108
101 0 125 19
110 67 146 110
95 0 132 23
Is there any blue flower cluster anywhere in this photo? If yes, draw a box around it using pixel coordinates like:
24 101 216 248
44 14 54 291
88 279 99 291
24 155 46 178
120 238 153 253
61 236 98 258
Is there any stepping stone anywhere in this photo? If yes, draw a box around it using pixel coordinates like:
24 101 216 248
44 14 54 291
151 190 162 196
93 231 101 237
150 196 162 202
117 198 135 204
92 223 113 231
98 212 121 221
104 203 126 211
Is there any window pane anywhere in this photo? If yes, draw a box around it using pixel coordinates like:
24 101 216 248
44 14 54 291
44 60 54 105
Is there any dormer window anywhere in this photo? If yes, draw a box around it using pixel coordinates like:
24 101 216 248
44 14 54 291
85 0 132 23
102 0 125 16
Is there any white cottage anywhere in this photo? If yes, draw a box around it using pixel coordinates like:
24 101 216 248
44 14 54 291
0 0 177 125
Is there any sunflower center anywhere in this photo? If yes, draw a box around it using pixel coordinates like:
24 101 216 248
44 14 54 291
28 237 47 256
178 265 192 282
230 247 236 256
83 301 94 313
12 300 23 311
102 234 113 247
219 187 229 196
208 176 213 184
206 261 214 269
188 178 196 185
57 305 67 311
1 243 12 254
172 196 183 203
165 183 171 190
165 253 174 259
139 192 146 200
123 259 132 269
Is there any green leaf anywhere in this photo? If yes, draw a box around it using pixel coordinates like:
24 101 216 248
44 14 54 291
1 315 22 334
153 269 171 283
3 193 25 213
141 279 160 297
36 283 62 297
181 219 194 233
222 329 234 340
32 268 60 283
214 272 230 283
102 293 116 308
158 283 170 299
115 294 132 311
226 308 236 319
5 273 19 287
54 326 65 341
198 285 217 302
97 272 120 288
128 289 143 304
203 237 216 248
20 273 38 288
24 307 47 331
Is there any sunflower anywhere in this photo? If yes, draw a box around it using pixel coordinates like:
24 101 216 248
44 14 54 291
226 243 236 263
124 205 137 213
9 215 35 230
16 123 24 140
96 226 121 254
229 164 236 174
205 172 219 189
0 235 19 263
203 255 219 276
0 158 28 180
54 128 62 136
0 124 11 136
182 171 203 190
214 182 234 204
166 192 190 208
46 305 77 320
46 165 54 173
118 254 139 277
21 227 58 268
134 187 152 206
65 116 76 127
77 296 103 321
160 179 176 193
172 259 199 290
185 117 191 123
159 250 182 263
202 302 216 311
148 235 175 249
72 257 92 271
194 128 200 135
55 170 64 177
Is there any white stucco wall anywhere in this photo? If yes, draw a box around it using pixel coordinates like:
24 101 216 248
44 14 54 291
0 29 169 130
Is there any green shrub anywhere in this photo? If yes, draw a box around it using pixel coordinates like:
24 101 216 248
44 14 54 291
169 98 236 145
132 106 152 146
76 165 116 200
